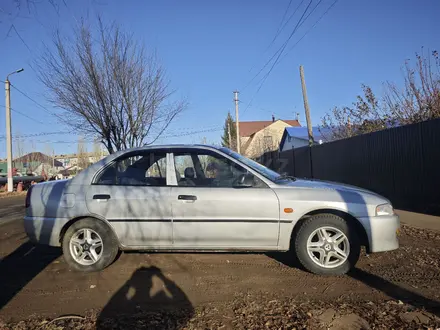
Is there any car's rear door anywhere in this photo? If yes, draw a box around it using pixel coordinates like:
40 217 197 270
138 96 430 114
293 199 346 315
85 150 173 247
170 148 280 249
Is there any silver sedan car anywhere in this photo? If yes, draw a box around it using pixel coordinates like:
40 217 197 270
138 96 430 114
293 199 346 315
24 145 399 275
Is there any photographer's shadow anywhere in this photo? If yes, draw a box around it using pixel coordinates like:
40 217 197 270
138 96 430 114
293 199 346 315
97 266 194 329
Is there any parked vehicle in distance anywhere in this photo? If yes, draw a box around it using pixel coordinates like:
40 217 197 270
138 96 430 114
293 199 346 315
24 145 399 275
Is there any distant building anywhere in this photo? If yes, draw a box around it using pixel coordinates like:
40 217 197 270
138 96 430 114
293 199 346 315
239 117 301 158
55 151 108 168
279 127 331 152
13 152 64 176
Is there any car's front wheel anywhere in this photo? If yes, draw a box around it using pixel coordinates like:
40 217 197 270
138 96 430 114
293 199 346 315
293 214 360 275
62 218 119 272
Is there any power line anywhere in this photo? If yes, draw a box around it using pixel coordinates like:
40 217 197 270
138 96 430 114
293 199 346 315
10 84 62 120
263 0 295 55
254 0 316 89
166 125 222 134
247 0 305 84
162 127 223 138
0 104 45 124
265 0 304 53
242 0 307 92
15 128 224 145
11 24 32 54
0 131 68 139
281 0 339 62
242 0 314 113
242 0 336 114
0 127 223 143
31 139 90 144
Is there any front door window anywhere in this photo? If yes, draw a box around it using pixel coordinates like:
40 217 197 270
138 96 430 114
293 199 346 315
173 150 266 188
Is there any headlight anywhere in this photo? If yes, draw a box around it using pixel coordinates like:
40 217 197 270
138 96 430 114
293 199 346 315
376 203 394 216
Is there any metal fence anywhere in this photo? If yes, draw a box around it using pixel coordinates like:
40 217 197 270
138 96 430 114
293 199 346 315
258 118 440 215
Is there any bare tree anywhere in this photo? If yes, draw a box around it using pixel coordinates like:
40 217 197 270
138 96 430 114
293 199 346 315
320 85 387 140
77 138 89 171
25 140 39 174
321 50 440 141
14 134 25 160
37 18 186 154
383 50 440 125
13 134 25 174
91 139 103 163
6 0 61 13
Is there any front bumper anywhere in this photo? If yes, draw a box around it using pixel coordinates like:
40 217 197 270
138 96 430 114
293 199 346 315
24 216 69 247
358 214 400 253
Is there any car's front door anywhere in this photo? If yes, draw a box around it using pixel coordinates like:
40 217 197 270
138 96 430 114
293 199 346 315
86 150 173 247
170 148 280 249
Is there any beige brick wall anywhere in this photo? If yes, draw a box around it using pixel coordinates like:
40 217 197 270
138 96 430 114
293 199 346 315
240 120 291 158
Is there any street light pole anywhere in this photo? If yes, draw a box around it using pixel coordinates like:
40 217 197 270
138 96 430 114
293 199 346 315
5 68 24 192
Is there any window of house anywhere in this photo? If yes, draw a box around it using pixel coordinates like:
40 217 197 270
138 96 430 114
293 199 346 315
263 136 273 151
95 151 167 186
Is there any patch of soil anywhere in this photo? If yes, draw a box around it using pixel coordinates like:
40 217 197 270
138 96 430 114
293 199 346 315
0 192 26 199
1 295 439 330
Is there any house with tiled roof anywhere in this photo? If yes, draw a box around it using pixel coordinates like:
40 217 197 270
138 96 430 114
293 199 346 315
239 116 301 158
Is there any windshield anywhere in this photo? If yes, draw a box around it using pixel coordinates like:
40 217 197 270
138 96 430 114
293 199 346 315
219 147 280 182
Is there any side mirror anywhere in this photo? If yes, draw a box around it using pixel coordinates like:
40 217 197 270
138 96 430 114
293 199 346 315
234 173 254 188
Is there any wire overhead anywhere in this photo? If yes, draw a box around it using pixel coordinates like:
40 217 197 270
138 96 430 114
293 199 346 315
10 84 61 120
242 0 314 113
264 0 304 54
0 104 45 124
245 0 304 84
242 0 310 92
281 0 339 62
242 0 339 113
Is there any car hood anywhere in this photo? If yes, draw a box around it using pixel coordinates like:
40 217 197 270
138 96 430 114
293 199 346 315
278 178 387 200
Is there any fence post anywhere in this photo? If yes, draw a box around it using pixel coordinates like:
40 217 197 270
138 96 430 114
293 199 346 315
291 149 296 177
292 148 296 176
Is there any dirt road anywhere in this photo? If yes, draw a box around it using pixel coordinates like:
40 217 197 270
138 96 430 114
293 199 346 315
1 196 440 328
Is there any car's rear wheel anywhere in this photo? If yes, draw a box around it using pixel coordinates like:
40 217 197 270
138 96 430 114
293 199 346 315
293 214 360 275
62 218 119 272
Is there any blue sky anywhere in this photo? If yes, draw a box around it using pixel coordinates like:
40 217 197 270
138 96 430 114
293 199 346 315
0 0 438 157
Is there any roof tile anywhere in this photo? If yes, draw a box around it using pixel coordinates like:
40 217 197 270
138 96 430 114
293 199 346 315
239 119 300 137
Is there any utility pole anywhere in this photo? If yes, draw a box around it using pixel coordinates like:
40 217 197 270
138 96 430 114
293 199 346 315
233 91 241 154
4 68 24 192
227 121 232 149
299 65 314 146
5 80 12 192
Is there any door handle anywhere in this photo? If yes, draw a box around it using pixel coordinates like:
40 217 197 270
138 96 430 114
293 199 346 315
178 195 197 201
93 194 111 200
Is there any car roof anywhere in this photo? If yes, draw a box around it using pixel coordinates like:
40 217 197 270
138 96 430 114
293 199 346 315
118 144 223 152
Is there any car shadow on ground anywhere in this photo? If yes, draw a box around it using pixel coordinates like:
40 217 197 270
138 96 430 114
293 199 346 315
96 266 194 329
266 251 304 269
0 242 61 310
268 252 440 317
348 268 440 317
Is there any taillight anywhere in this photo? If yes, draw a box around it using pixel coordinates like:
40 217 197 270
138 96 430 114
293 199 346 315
25 185 33 208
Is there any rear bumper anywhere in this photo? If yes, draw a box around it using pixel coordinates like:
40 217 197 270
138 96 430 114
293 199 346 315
24 216 69 247
358 214 400 253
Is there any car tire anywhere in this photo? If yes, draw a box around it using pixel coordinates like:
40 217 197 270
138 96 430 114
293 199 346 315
293 214 360 275
62 218 119 272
